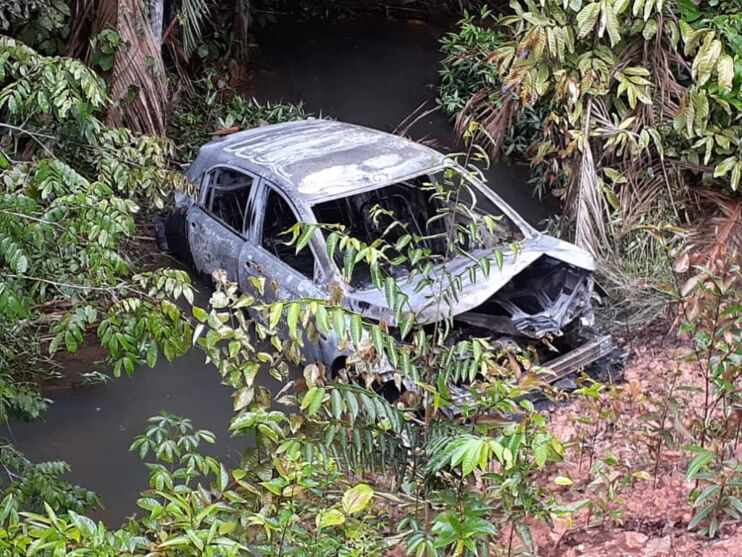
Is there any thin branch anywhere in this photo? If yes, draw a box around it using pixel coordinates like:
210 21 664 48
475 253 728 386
0 209 63 228
0 273 147 298
1 273 126 291
0 123 57 158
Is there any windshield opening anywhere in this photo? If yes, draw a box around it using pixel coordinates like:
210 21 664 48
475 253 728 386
312 170 524 289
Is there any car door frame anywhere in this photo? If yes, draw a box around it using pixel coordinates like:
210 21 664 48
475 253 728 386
240 178 342 365
241 178 330 297
187 164 260 280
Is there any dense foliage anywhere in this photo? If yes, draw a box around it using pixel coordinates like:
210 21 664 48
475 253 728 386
0 0 69 54
0 135 737 553
0 130 577 554
0 38 195 405
167 71 310 161
0 1 739 555
438 9 548 162
442 1 742 226
439 0 742 329
0 32 203 531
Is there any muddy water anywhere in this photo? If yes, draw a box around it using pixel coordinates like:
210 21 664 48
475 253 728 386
4 349 244 523
5 17 549 525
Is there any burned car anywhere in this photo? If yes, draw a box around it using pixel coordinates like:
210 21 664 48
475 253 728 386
159 119 613 392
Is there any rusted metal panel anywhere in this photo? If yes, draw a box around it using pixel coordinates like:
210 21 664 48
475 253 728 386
542 335 615 382
182 120 447 207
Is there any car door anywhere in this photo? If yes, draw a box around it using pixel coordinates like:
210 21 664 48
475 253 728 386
239 181 335 364
186 166 257 283
239 181 325 303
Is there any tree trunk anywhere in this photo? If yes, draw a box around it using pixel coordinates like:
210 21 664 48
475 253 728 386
107 0 168 135
148 0 164 41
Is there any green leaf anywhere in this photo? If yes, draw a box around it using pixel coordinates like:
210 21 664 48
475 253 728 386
295 225 314 254
714 156 736 178
146 341 158 368
603 4 620 47
350 313 363 345
576 2 601 39
554 475 573 486
316 508 345 529
68 511 96 537
249 276 265 296
269 303 283 330
326 232 339 261
534 442 549 468
65 330 79 353
301 387 325 416
330 388 344 418
732 164 741 191
233 387 253 411
342 484 374 515
287 302 300 338
399 312 415 340
693 37 722 87
219 521 237 536
479 255 491 276
344 389 359 421
642 18 657 41
686 448 714 481
632 470 651 481
515 523 535 554
688 502 714 530
461 439 484 477
632 0 645 17
371 325 384 355
315 304 330 334
260 478 283 496
384 277 398 314
717 54 734 93
332 308 346 340
493 249 504 270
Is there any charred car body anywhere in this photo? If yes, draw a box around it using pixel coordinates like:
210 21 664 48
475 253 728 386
159 120 613 394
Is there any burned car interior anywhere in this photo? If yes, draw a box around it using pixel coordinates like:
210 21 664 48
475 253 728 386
312 172 524 288
262 188 316 278
203 168 254 234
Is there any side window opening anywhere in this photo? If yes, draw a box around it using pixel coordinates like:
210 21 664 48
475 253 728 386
205 168 254 234
261 188 316 279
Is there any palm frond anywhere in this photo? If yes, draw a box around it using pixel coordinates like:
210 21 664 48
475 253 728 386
454 89 514 158
618 159 684 237
673 190 742 327
179 0 211 60
566 100 608 259
687 190 742 264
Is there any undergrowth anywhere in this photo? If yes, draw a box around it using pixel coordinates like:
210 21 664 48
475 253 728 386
167 70 310 161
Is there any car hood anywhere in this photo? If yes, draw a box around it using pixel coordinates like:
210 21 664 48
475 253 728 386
344 234 595 326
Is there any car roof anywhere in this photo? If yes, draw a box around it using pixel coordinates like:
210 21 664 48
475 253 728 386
194 119 446 204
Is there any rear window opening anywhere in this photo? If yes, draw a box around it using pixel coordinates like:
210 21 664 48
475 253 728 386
203 167 255 234
312 171 523 288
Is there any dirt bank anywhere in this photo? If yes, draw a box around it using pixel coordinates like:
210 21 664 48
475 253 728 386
530 336 740 556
